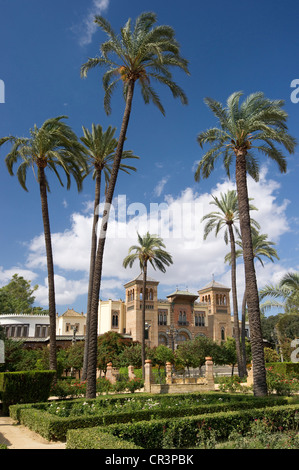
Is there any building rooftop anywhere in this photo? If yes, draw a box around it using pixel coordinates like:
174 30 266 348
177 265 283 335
124 273 159 287
199 279 230 291
59 308 85 317
166 288 198 301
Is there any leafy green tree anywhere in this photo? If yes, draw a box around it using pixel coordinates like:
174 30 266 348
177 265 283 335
175 336 219 373
118 343 143 368
81 12 189 398
175 340 199 371
80 124 139 381
263 347 280 363
0 274 48 315
64 341 84 375
0 117 87 371
123 232 173 377
96 331 130 373
0 338 24 372
195 91 296 396
153 344 175 375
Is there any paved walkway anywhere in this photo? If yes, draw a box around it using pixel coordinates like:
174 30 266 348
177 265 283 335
0 414 66 449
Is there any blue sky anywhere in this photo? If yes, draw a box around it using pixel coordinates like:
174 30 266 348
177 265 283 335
0 0 299 316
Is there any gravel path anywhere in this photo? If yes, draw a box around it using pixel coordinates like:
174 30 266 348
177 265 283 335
0 414 66 449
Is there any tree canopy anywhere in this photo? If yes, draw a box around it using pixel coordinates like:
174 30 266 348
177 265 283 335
0 274 48 315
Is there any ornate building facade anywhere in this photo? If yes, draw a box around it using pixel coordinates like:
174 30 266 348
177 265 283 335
98 275 234 348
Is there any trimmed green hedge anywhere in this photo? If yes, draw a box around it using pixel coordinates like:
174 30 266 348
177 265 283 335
9 394 288 442
266 362 299 375
0 370 55 415
66 429 142 449
66 404 299 449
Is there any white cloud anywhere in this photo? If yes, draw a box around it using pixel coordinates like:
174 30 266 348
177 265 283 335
35 274 88 307
26 213 93 272
0 266 38 288
153 176 169 197
77 0 110 46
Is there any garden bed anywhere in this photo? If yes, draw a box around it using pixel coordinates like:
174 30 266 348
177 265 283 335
9 392 289 442
66 403 299 449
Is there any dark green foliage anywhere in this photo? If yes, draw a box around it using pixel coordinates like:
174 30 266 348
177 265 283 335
9 392 287 441
0 274 48 315
68 404 299 449
266 362 299 375
66 429 142 449
0 370 55 414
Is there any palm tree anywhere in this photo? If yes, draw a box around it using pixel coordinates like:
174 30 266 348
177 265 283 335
195 91 296 396
0 116 86 371
202 189 259 377
123 232 173 378
226 228 279 372
80 123 139 380
259 272 299 315
81 12 189 398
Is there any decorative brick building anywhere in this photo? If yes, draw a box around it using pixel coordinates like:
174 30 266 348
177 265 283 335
98 275 233 348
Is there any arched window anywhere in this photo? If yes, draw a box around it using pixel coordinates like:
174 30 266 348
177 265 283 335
221 327 225 341
112 312 119 328
158 334 167 346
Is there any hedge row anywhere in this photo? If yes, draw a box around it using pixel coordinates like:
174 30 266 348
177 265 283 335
9 394 288 442
66 404 299 449
65 429 143 449
266 362 299 375
0 370 55 414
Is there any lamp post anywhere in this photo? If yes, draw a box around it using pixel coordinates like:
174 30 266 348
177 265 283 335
145 322 151 348
166 324 178 352
72 326 77 345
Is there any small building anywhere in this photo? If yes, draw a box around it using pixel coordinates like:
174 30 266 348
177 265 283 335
0 314 50 339
0 309 86 349
56 308 86 336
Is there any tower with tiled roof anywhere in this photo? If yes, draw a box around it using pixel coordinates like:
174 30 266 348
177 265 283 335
197 279 232 342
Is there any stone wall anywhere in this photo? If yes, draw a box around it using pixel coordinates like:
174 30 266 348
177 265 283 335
144 357 215 393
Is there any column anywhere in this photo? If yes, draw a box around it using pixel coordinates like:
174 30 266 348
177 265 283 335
205 356 215 389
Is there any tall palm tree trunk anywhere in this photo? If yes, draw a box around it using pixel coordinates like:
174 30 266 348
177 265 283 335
235 150 267 396
82 169 102 381
241 289 247 374
38 166 57 372
86 80 135 398
141 262 147 379
228 223 244 377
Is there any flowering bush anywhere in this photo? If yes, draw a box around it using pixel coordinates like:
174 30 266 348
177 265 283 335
217 376 244 393
266 367 299 396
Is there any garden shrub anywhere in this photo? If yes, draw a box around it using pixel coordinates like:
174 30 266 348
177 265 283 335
66 404 299 449
0 370 55 414
266 362 299 376
9 392 288 441
66 429 142 449
266 366 299 396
